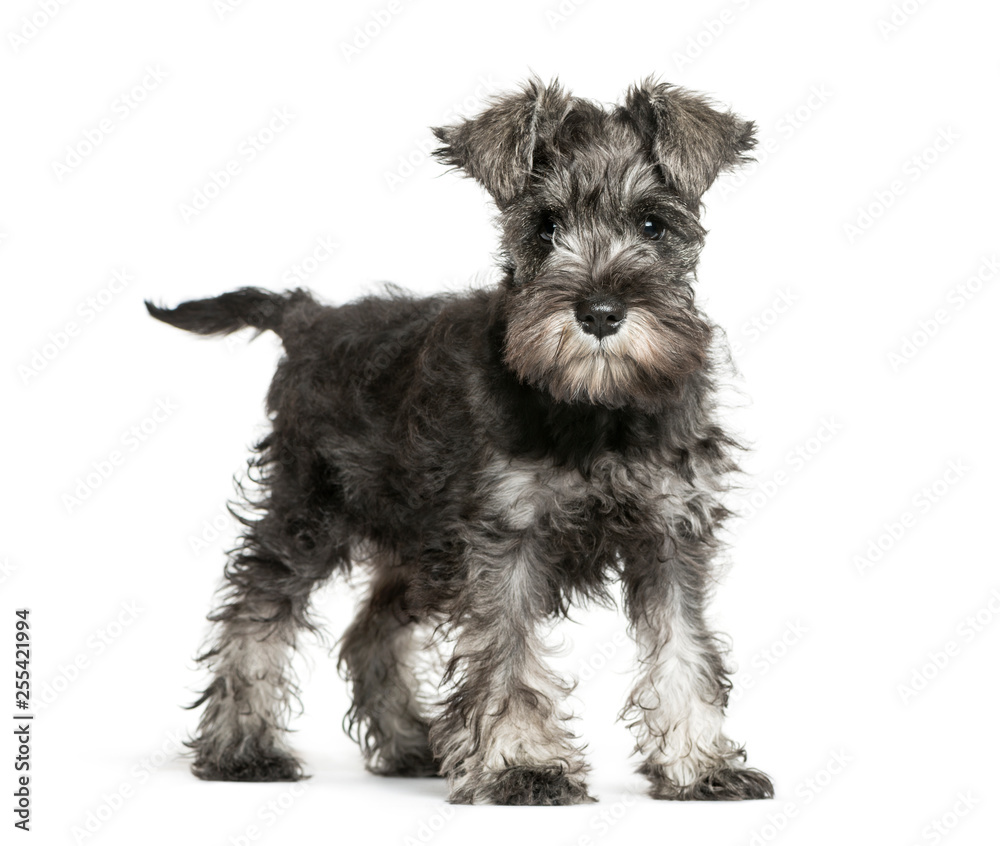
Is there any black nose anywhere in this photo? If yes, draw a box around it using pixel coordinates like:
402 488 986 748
576 296 627 339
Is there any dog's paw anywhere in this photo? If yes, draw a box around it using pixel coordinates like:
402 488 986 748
642 762 773 801
192 746 305 782
450 764 596 805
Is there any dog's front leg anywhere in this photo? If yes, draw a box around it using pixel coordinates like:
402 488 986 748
429 530 593 805
621 526 774 800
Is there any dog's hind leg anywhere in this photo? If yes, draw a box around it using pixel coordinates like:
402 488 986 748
188 523 341 782
339 565 439 777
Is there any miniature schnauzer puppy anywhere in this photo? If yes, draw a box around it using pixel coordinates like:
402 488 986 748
147 77 773 805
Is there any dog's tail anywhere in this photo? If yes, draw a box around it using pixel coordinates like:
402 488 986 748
144 287 311 339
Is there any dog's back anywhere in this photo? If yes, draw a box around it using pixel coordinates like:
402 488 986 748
147 286 491 565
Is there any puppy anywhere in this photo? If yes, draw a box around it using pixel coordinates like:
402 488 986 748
147 77 773 805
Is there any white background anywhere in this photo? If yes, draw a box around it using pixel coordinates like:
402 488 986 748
2 0 999 844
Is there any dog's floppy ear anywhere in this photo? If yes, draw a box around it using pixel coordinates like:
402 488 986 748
623 79 756 210
432 77 571 208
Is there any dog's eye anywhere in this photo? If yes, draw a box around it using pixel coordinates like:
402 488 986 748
538 216 557 245
639 216 665 241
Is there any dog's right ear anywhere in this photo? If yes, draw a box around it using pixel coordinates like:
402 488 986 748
432 77 570 209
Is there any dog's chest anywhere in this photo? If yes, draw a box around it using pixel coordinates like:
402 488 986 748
483 454 666 542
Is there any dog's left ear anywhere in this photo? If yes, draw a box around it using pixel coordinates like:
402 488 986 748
623 79 756 210
432 77 571 208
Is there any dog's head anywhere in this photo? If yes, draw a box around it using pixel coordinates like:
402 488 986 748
434 77 755 410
